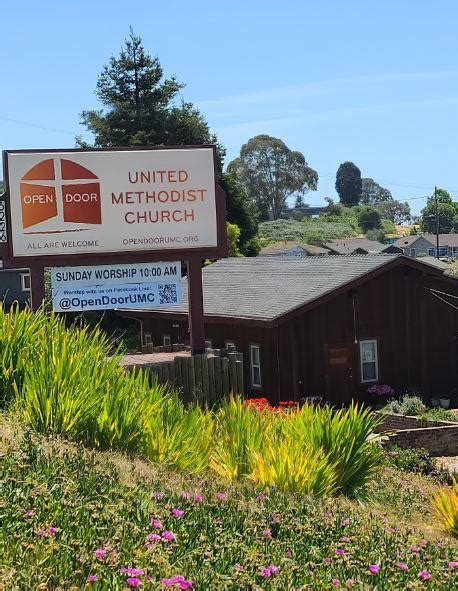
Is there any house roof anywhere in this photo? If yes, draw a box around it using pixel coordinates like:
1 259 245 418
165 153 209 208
417 256 453 270
324 238 393 254
259 241 330 256
393 234 458 248
121 254 453 326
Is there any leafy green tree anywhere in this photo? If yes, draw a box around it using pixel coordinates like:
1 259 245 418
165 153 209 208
420 188 458 234
219 171 259 256
361 178 392 204
226 223 241 256
357 205 382 232
376 200 412 224
335 162 362 207
79 29 224 166
365 228 386 243
228 135 318 221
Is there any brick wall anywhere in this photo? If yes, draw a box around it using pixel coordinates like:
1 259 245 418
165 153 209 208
375 412 458 456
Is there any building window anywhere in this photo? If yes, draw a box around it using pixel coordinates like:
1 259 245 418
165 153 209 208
428 248 435 256
438 247 448 257
162 335 171 346
360 340 379 383
144 332 152 345
250 344 262 388
21 273 31 292
410 248 416 257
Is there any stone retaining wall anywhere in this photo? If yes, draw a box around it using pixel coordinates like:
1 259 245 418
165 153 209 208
376 413 458 456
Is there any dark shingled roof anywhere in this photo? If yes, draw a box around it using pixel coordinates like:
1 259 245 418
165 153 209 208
139 254 407 322
325 238 392 254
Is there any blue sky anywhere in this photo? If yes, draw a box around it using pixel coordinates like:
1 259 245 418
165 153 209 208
2 0 458 214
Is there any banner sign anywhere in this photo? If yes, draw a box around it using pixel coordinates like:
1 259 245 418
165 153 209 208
51 262 181 312
4 147 217 258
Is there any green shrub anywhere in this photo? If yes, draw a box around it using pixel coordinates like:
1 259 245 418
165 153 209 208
384 446 452 483
383 395 426 416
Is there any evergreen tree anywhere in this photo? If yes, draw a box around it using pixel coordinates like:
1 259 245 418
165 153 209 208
335 162 362 206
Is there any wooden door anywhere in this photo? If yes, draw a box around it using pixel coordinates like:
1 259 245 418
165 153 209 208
325 345 354 405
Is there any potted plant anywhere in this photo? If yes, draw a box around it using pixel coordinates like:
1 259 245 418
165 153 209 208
430 397 440 408
439 397 451 409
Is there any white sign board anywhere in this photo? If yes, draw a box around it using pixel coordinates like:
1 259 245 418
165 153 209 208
51 262 182 312
6 148 217 257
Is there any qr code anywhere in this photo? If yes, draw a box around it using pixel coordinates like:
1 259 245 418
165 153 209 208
158 283 178 304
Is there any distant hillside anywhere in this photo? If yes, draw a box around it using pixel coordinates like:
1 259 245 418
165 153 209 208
258 219 358 246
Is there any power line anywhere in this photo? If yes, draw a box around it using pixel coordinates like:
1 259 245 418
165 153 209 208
0 116 77 136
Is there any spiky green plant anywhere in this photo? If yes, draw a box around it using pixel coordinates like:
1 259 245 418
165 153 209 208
432 480 458 537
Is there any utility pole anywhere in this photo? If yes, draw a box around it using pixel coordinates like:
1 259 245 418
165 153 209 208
434 186 440 259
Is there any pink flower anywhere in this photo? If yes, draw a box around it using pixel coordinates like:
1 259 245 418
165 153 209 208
324 557 332 565
339 536 350 542
152 492 165 500
126 577 142 587
121 568 145 576
331 579 340 586
193 494 203 503
262 529 272 538
368 564 380 574
151 518 163 529
345 580 354 587
449 561 458 569
48 527 57 536
341 518 350 526
335 549 345 556
161 530 176 542
256 493 265 501
26 509 35 517
285 548 292 558
269 564 280 574
272 513 281 523
162 575 193 589
36 529 46 537
216 492 227 501
410 546 421 553
181 492 191 501
171 508 184 518
396 562 409 571
418 570 431 581
260 567 271 578
235 564 244 572
147 533 161 542
87 575 98 583
214 517 222 525
94 547 107 560
437 541 446 549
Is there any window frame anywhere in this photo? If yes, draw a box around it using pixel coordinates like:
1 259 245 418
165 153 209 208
225 340 236 350
144 332 152 345
21 273 31 292
359 339 379 384
249 343 262 388
162 334 171 347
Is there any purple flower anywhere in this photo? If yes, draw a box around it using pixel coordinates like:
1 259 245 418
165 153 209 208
193 494 203 503
335 549 345 556
181 492 191 500
410 546 421 553
151 518 163 529
345 580 354 587
216 492 227 501
260 567 271 578
171 508 184 518
367 384 394 396
94 547 107 560
87 575 98 583
121 568 145 577
396 562 409 571
214 517 222 525
161 530 176 542
256 493 265 501
235 564 244 572
147 533 161 542
341 518 350 526
339 536 350 542
47 527 57 536
418 570 431 581
368 564 380 574
126 578 142 587
152 492 165 500
36 529 46 537
285 548 292 558
331 579 340 586
269 564 280 574
324 557 332 565
449 561 458 569
26 509 35 517
262 529 272 538
272 513 281 523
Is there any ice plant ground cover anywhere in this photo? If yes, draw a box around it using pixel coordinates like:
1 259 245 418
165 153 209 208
1 419 457 590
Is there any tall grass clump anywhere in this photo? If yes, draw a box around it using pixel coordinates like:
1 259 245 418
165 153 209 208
433 481 458 537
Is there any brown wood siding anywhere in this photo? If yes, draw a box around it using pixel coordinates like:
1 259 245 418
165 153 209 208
130 266 457 403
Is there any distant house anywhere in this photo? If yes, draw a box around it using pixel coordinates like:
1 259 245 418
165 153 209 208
325 238 402 255
0 265 31 308
394 234 458 259
259 241 330 257
119 255 458 403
